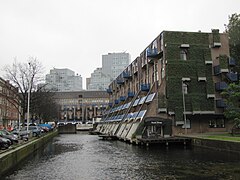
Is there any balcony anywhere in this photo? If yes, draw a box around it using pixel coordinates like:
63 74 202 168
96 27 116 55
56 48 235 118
119 96 126 101
146 48 163 60
123 71 132 79
216 99 226 108
128 91 135 98
214 65 228 75
133 65 138 74
106 88 112 94
215 82 228 91
214 65 220 75
227 72 238 82
116 78 124 85
140 83 150 92
229 57 236 66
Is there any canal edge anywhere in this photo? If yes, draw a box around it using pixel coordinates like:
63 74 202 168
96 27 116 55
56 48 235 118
182 136 240 155
0 130 58 176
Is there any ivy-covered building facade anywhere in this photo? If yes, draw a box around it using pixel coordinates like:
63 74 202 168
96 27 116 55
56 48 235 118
98 29 236 142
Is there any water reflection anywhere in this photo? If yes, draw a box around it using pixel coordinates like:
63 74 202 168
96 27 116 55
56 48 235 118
4 132 240 180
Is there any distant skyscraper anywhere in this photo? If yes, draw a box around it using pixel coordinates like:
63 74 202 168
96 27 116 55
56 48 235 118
102 52 130 79
87 52 130 90
45 68 82 92
86 77 91 90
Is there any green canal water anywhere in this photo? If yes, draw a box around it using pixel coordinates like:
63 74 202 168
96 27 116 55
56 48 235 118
3 132 240 180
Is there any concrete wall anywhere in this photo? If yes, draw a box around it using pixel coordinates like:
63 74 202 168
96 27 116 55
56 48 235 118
58 124 76 134
0 130 58 176
191 137 240 154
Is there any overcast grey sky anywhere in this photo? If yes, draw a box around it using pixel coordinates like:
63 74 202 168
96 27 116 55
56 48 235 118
0 0 239 88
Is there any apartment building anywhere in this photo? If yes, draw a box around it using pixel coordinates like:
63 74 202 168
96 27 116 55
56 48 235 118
87 68 112 91
99 29 235 142
87 52 130 91
46 68 82 92
54 91 109 122
0 77 20 129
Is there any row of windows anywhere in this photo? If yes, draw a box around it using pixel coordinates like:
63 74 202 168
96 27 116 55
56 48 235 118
181 119 225 129
59 98 109 104
0 108 18 118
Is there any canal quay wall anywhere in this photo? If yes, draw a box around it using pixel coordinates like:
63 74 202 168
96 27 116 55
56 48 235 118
189 137 240 154
0 130 58 176
58 124 76 134
99 131 240 154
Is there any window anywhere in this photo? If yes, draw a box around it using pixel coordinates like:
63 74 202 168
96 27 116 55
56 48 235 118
180 50 187 60
155 63 159 81
209 119 225 128
161 62 165 79
182 119 191 129
182 83 188 94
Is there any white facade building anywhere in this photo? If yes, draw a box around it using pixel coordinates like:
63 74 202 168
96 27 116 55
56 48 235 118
102 52 130 79
46 68 82 92
87 52 130 91
88 68 112 91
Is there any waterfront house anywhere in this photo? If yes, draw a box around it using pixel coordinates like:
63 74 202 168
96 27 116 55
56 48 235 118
98 29 237 143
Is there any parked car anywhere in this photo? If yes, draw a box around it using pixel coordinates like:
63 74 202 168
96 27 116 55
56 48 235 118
57 121 65 126
11 128 29 140
39 126 50 133
0 130 19 144
0 136 11 149
28 126 42 137
39 124 53 131
1 129 18 139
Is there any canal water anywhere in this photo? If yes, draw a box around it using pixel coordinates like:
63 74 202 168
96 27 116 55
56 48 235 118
3 133 240 180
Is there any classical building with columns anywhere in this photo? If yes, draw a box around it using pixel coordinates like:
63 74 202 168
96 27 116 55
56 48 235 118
54 91 109 122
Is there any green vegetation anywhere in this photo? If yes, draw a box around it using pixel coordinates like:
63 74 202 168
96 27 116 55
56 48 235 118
3 58 59 122
202 133 240 142
226 13 240 65
221 83 240 128
219 55 229 69
163 31 209 45
164 31 214 121
158 94 167 108
212 29 221 43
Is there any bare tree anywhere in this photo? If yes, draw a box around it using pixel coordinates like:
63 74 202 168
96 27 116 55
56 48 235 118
3 57 44 122
31 89 59 123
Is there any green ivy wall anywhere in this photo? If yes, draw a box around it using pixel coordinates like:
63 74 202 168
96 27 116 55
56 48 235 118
163 31 215 121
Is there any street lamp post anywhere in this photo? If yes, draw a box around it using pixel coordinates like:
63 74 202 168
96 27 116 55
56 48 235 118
18 101 21 131
27 63 31 133
73 106 76 121
182 80 187 134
